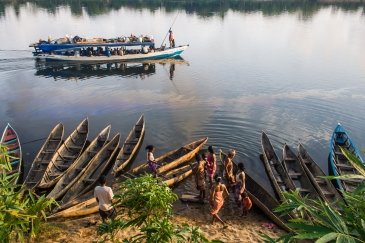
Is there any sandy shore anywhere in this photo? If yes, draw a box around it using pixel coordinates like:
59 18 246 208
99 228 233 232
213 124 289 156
34 185 284 242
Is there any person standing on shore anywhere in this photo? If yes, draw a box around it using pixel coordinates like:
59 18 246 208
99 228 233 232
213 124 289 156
224 149 236 189
210 176 229 226
194 153 206 201
206 146 217 184
146 145 158 176
94 176 116 223
235 162 246 207
169 30 175 48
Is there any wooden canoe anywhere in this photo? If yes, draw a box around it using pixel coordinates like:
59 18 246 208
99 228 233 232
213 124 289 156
47 125 111 200
1 124 22 182
282 144 321 199
261 132 296 202
37 118 89 189
129 137 208 175
219 150 291 232
162 163 193 187
24 123 64 188
60 133 120 204
329 123 365 192
48 162 192 219
113 115 145 174
298 144 343 204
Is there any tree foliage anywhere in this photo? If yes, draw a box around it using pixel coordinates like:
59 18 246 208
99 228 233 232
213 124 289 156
0 144 56 242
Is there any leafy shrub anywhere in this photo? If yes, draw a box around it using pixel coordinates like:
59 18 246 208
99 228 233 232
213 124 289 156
0 144 56 242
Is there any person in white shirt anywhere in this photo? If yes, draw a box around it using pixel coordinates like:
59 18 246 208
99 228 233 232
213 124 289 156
94 176 115 222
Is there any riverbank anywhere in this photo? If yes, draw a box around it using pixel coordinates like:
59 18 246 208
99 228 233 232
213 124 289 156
34 192 284 242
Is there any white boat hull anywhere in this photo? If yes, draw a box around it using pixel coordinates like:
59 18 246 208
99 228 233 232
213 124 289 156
36 45 188 62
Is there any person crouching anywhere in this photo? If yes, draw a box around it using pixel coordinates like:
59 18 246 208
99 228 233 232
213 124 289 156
94 175 116 223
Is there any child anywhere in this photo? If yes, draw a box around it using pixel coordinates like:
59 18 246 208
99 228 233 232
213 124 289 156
241 191 252 217
146 145 158 176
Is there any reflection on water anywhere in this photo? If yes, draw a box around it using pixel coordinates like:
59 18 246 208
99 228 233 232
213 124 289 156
1 1 365 192
34 58 188 81
0 0 364 18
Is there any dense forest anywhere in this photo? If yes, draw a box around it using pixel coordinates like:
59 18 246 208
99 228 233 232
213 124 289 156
0 0 364 18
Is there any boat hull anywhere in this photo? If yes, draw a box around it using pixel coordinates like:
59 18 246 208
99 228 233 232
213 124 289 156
1 124 22 182
35 45 188 62
329 123 364 192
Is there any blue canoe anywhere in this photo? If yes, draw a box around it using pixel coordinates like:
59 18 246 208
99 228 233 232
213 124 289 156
329 123 364 192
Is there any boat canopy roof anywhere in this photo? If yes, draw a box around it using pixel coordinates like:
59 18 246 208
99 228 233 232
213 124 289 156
37 41 155 52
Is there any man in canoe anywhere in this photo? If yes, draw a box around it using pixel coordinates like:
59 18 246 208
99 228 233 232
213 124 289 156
194 154 206 201
94 176 116 223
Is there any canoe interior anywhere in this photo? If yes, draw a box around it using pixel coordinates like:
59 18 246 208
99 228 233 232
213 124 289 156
61 133 120 204
156 137 208 174
261 132 296 202
130 137 207 175
113 115 145 173
298 144 343 205
49 159 193 219
38 118 89 188
282 144 320 199
24 123 64 188
47 125 111 200
329 125 365 192
1 124 22 179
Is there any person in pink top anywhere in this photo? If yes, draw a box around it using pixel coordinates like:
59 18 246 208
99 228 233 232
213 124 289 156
206 146 217 184
94 176 115 223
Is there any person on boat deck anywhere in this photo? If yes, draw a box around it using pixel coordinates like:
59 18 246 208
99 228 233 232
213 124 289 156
241 191 252 217
224 149 236 189
234 162 246 206
146 145 158 176
169 30 175 48
194 153 206 201
94 175 116 223
210 175 229 226
206 146 217 184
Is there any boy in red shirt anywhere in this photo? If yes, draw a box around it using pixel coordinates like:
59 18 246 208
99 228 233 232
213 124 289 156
241 191 252 217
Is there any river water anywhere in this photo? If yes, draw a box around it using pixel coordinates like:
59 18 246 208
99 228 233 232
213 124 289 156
1 1 364 189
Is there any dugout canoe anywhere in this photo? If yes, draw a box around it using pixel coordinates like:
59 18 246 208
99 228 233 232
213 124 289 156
47 126 111 200
23 123 64 188
60 133 120 204
113 115 145 174
261 132 296 202
282 144 320 199
298 144 343 204
37 118 89 189
162 163 194 187
329 123 365 192
219 150 291 232
48 162 191 219
129 137 208 175
1 124 22 182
